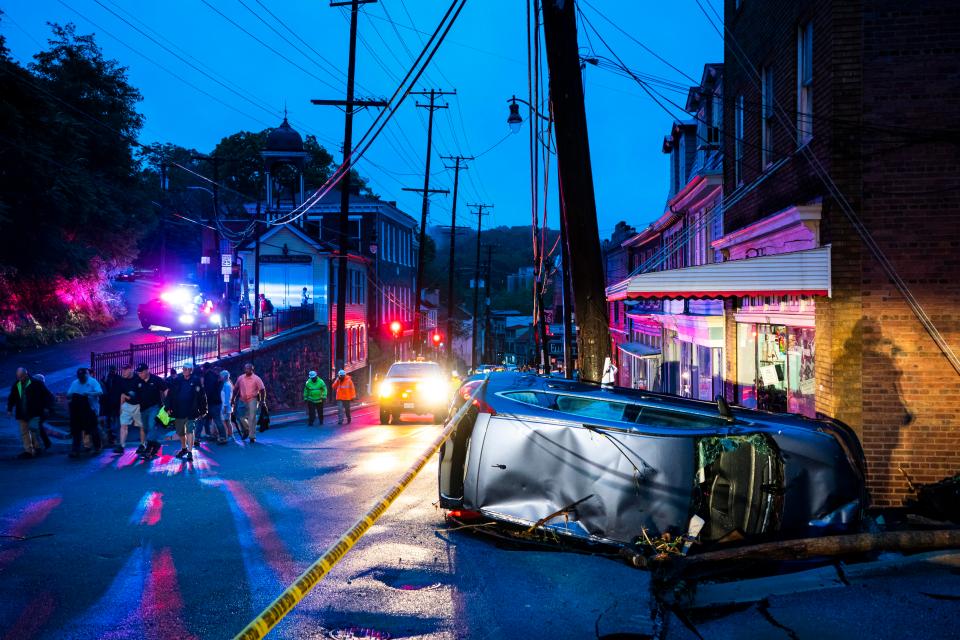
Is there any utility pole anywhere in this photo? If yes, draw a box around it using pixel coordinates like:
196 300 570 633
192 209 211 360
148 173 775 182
159 161 168 277
312 0 386 373
468 203 493 370
190 153 222 293
559 215 574 378
542 1 610 383
408 89 455 356
439 154 472 369
253 201 261 325
483 245 493 363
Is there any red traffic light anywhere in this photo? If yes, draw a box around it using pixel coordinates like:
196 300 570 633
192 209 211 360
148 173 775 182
389 320 402 336
431 332 442 345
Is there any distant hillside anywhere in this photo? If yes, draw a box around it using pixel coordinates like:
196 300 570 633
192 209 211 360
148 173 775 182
425 225 559 316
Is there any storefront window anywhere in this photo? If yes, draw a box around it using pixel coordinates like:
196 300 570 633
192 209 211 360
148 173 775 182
737 323 816 418
662 330 680 396
736 323 757 408
680 341 694 398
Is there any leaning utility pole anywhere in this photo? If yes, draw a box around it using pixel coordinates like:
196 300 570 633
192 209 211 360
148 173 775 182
468 203 493 370
439 154 472 369
542 1 610 383
312 0 386 373
408 89 455 356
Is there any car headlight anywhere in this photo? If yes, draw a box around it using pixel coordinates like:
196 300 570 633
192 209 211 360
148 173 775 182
418 378 449 402
378 381 394 398
177 313 195 325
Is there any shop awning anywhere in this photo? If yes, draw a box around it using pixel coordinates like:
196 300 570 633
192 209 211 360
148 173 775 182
618 342 661 359
606 246 831 301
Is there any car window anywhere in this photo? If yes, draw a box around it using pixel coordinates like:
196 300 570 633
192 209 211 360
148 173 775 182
502 391 729 429
387 363 442 378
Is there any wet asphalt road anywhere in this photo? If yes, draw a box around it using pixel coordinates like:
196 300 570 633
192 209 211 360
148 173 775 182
0 403 655 640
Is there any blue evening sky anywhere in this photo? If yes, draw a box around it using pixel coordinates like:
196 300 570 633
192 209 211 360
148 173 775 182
2 1 721 238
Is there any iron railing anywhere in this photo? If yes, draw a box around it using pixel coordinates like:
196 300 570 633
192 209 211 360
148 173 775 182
90 306 313 381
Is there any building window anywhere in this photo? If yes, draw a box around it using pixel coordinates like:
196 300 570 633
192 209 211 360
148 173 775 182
797 21 813 146
761 65 774 168
734 94 744 185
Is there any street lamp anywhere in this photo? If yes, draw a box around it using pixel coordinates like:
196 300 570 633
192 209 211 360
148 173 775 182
506 95 551 133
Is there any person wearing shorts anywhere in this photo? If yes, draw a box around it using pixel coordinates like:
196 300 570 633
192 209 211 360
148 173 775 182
164 363 207 462
115 364 144 454
132 364 168 458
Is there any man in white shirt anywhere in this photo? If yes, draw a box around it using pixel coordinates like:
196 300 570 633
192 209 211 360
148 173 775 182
67 368 103 457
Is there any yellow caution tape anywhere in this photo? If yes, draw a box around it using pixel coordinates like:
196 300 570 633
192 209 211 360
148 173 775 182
232 391 480 640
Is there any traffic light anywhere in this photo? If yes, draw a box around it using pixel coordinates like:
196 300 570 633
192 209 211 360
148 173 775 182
389 320 402 337
432 331 442 346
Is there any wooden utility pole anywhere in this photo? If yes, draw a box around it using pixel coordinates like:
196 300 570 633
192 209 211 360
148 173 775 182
312 0 386 373
483 245 494 363
542 1 610 383
408 89 455 356
467 203 493 370
439 154 472 369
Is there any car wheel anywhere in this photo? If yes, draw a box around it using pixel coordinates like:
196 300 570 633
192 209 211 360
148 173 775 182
379 408 389 424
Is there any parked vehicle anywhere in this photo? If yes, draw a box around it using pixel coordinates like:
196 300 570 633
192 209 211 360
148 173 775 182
440 372 867 550
115 269 137 282
378 360 451 424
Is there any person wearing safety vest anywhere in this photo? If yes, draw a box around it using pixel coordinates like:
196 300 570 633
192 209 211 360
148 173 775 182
303 371 328 426
332 369 356 425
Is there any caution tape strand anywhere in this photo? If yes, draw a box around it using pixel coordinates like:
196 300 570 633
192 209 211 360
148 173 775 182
232 393 478 640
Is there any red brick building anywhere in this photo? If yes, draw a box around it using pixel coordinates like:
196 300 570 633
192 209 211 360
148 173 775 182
719 0 960 505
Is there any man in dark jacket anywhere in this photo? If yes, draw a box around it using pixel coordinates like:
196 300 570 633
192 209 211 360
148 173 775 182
164 363 207 462
100 365 122 446
7 367 55 459
195 363 221 443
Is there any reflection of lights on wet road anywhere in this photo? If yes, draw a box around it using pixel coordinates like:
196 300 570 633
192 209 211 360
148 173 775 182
358 451 404 475
130 491 164 526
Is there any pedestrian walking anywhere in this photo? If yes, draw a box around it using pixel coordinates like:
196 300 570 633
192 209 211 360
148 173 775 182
201 365 227 445
135 363 168 458
114 363 144 454
195 363 220 443
231 363 265 443
164 363 207 462
100 365 122 446
32 373 53 451
332 369 356 425
66 368 103 458
6 367 54 459
219 370 235 440
303 371 327 426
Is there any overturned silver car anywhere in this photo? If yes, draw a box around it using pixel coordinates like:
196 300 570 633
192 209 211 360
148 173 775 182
439 372 867 548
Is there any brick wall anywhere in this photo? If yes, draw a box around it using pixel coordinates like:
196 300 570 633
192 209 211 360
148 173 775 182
724 0 960 505
217 326 331 411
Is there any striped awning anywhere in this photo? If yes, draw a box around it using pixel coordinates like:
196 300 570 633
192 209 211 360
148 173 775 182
606 246 831 301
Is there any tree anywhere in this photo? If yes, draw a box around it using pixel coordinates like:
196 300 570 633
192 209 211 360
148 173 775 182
0 21 150 340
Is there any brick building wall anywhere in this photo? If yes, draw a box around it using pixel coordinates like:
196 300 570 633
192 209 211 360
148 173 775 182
723 0 960 505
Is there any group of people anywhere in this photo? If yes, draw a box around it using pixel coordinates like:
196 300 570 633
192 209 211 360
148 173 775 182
8 363 360 462
7 362 268 462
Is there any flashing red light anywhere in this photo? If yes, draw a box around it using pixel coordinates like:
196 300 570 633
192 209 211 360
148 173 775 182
389 320 402 336
431 332 442 345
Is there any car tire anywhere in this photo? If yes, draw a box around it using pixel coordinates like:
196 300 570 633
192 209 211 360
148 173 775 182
379 408 389 424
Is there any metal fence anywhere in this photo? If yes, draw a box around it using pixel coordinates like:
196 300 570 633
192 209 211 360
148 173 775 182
90 306 313 381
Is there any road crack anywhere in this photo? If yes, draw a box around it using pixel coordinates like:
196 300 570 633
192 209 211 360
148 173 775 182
756 599 800 640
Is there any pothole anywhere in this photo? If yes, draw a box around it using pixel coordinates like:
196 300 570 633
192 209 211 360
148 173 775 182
360 567 447 591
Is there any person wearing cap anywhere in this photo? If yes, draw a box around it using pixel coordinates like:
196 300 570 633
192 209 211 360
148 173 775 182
332 369 356 425
116 363 142 453
164 363 207 462
303 371 328 426
231 363 265 442
219 370 235 440
133 363 167 458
